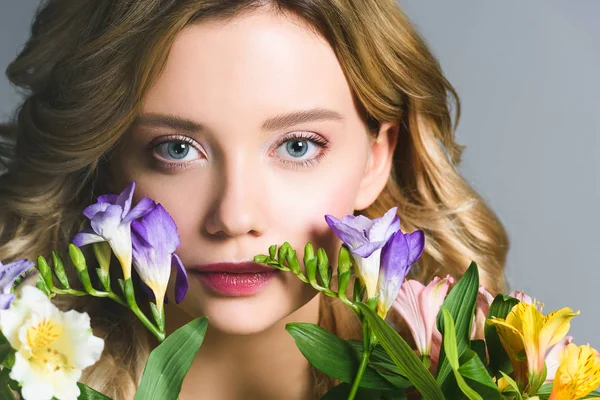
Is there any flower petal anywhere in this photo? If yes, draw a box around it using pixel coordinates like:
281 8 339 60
96 194 118 204
351 240 386 258
172 254 188 304
82 202 111 220
139 204 180 254
123 197 156 224
89 205 123 237
509 290 533 304
392 279 429 355
71 230 105 247
545 335 572 382
0 259 35 294
324 214 366 249
405 230 425 265
539 307 579 353
368 207 399 242
0 293 15 309
116 182 136 216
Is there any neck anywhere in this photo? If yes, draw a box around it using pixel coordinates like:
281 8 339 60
165 294 321 400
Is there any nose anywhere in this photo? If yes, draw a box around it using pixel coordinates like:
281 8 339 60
203 151 266 238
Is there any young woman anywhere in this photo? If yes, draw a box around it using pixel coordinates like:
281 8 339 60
0 0 509 398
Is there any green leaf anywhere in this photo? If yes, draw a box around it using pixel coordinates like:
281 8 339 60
458 350 501 400
356 303 444 400
134 317 209 400
499 371 522 400
286 323 396 390
373 367 412 390
320 383 406 400
0 343 14 366
485 294 519 377
440 308 487 400
436 262 480 390
470 340 487 366
0 368 15 400
348 343 411 389
441 308 460 370
77 382 112 399
453 371 484 400
583 391 600 398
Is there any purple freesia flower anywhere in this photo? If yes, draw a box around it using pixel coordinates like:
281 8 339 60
375 229 425 318
131 204 188 313
73 182 155 280
0 259 35 309
325 207 400 298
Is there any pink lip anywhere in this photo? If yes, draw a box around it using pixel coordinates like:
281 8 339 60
190 262 279 297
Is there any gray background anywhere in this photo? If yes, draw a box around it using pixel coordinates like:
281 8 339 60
1 2 598 345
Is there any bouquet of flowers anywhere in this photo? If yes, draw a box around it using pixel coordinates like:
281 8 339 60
0 182 598 399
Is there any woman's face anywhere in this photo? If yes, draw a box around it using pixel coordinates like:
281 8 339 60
112 9 392 334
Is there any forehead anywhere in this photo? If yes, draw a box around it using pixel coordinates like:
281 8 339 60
142 10 358 126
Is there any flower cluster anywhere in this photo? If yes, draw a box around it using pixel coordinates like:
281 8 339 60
1 187 598 400
257 207 600 400
73 182 188 312
325 207 425 318
0 182 194 400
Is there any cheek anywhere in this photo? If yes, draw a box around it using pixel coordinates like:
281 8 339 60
267 161 366 254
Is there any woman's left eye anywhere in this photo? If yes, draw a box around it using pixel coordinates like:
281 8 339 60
274 133 329 164
153 140 201 163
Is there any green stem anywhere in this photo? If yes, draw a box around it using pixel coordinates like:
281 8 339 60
129 301 165 342
123 279 165 342
51 287 127 307
348 322 371 400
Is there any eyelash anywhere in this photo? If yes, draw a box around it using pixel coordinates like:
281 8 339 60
148 131 330 171
148 134 203 171
272 131 330 170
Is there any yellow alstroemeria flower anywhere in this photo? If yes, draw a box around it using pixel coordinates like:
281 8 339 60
549 343 600 400
487 301 579 392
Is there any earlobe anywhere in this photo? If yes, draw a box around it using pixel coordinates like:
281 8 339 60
353 122 399 211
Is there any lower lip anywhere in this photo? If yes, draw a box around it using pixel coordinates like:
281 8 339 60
193 271 279 296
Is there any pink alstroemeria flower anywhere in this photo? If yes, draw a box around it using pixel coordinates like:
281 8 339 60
391 275 454 361
545 335 573 382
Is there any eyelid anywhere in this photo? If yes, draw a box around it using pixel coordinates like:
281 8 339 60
147 134 203 152
148 134 208 171
270 131 330 170
272 131 329 151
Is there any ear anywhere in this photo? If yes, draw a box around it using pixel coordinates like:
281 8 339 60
353 122 399 211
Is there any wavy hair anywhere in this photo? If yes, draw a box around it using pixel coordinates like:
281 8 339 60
0 0 509 397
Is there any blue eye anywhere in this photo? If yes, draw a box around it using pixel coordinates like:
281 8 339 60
154 141 201 162
286 140 309 157
276 138 319 160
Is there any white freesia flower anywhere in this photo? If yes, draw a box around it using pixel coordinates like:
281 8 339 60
0 286 104 400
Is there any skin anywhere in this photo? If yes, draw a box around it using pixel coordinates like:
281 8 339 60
110 8 398 400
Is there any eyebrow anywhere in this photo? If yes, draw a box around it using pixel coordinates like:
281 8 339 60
132 108 344 133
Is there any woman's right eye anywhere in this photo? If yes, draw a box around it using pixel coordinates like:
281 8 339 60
152 139 202 163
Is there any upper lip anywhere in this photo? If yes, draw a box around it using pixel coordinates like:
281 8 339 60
190 262 277 274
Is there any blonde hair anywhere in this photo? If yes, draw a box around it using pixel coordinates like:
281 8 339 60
0 0 508 398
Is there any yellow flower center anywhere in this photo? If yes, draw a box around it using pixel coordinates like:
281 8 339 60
25 318 73 372
26 318 62 351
